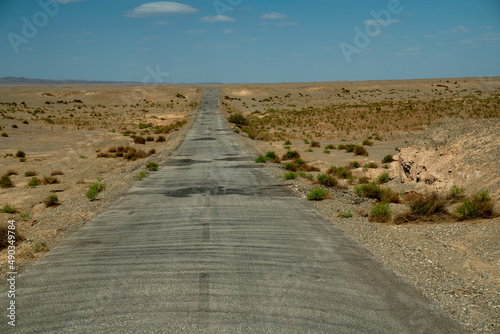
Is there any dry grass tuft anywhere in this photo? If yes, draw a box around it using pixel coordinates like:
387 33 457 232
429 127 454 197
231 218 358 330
394 192 449 224
0 222 25 250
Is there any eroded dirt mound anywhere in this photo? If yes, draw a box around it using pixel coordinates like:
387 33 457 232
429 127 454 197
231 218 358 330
396 118 500 197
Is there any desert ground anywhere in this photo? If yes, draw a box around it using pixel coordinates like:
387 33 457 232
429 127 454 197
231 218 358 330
0 77 499 332
218 77 499 333
0 85 202 274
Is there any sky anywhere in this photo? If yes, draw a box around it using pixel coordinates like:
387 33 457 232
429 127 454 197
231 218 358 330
0 0 499 83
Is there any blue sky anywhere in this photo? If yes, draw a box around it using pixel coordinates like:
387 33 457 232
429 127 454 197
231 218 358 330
1 0 499 83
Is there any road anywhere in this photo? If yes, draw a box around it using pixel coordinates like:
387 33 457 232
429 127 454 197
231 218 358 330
1 88 465 333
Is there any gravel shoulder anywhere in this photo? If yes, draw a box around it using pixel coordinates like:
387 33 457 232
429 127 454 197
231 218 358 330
230 118 499 334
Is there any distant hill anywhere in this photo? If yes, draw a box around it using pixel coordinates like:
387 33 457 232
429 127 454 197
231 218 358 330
0 77 223 86
0 77 143 86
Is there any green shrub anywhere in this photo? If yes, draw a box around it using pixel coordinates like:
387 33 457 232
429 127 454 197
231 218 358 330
354 145 368 156
340 210 353 218
328 166 351 179
370 202 392 222
355 182 399 203
323 149 330 154
349 161 360 169
307 149 313 152
284 140 292 145
382 155 394 163
0 204 16 214
283 172 298 180
377 172 389 184
265 151 277 160
317 173 338 187
228 113 249 126
455 190 494 220
28 177 42 187
358 176 370 184
364 162 378 169
282 150 301 160
146 136 154 142
134 136 146 144
20 212 30 221
362 140 374 146
133 171 149 181
1 133 7 137
156 136 166 142
325 144 336 149
0 175 13 188
408 193 443 216
310 141 321 148
86 179 106 201
31 240 49 253
283 162 296 171
16 150 26 158
44 195 60 207
297 171 314 180
255 155 266 163
303 139 309 144
450 185 465 198
43 176 60 184
146 161 158 171
307 187 330 201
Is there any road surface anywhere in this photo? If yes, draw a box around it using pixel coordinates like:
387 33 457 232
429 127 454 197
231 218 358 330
1 88 465 333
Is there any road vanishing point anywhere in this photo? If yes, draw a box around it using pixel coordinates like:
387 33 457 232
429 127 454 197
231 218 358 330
1 88 466 333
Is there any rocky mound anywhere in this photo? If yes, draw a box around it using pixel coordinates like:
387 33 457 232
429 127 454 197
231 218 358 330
395 118 500 197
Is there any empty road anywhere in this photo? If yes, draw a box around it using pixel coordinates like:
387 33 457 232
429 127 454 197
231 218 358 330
1 88 465 333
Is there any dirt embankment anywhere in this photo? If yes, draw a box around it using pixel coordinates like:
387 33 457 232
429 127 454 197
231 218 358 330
396 118 500 198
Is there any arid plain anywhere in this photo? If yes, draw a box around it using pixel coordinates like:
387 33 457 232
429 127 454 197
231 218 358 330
1 77 499 333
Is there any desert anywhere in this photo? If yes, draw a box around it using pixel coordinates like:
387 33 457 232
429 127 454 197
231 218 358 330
1 77 499 333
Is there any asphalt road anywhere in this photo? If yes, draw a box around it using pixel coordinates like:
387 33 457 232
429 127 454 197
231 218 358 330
1 88 465 333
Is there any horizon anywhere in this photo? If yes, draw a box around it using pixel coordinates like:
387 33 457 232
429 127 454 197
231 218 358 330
2 74 499 86
1 0 499 84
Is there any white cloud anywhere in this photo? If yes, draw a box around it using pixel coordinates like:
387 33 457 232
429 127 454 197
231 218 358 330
395 47 421 56
439 25 469 34
479 25 493 30
185 29 205 34
200 15 235 23
261 12 288 20
223 28 234 34
363 19 399 26
276 21 298 27
460 32 500 45
211 43 237 49
125 2 198 18
424 34 435 38
259 21 298 27
153 21 171 25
